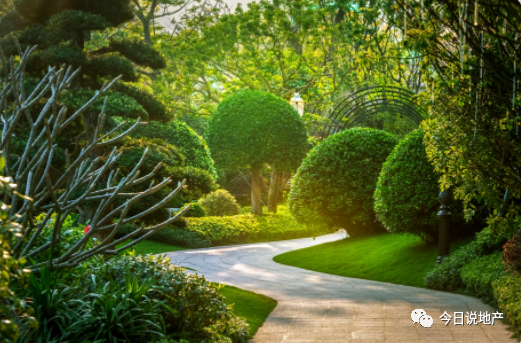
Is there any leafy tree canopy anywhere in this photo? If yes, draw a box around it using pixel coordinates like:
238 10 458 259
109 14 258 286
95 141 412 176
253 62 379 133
206 89 310 171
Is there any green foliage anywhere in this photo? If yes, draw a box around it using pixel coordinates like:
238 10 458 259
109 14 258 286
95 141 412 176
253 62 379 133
289 128 398 236
0 0 165 121
21 254 249 343
183 202 206 218
75 254 248 342
128 120 216 176
64 89 147 119
206 90 309 171
0 198 32 342
425 216 519 292
198 190 240 217
492 274 521 335
127 206 331 248
22 213 94 264
502 229 521 274
112 84 169 123
460 252 506 300
374 129 442 242
109 136 215 224
108 38 166 70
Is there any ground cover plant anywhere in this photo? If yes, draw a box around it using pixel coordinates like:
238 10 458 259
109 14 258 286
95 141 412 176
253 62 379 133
289 128 398 237
274 233 472 287
119 205 332 248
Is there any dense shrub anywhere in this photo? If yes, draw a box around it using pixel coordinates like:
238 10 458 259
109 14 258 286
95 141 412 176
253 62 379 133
425 216 519 292
21 255 248 343
129 206 332 248
289 128 398 236
76 255 248 342
492 274 521 335
502 229 521 274
128 120 216 176
460 252 506 300
0 201 32 342
374 129 441 242
184 202 206 218
199 190 241 217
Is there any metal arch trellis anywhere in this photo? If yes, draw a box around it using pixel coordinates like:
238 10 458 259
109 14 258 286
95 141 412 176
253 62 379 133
321 85 428 137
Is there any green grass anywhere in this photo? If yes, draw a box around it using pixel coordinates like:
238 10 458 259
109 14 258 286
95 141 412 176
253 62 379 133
115 239 185 255
219 285 277 338
274 233 474 288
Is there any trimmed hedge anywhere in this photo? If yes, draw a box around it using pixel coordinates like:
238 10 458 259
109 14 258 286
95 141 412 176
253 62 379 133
119 206 332 248
374 129 441 242
289 127 398 236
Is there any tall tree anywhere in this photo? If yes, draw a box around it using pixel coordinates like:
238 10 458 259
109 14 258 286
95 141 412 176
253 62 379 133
382 0 521 217
206 90 309 215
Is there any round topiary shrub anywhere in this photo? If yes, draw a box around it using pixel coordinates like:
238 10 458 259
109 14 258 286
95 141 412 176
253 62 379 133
198 190 241 217
374 129 441 242
289 127 398 236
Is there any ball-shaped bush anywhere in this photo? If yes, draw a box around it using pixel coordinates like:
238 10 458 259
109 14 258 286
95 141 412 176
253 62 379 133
289 128 398 236
198 190 240 217
374 129 441 242
206 90 309 172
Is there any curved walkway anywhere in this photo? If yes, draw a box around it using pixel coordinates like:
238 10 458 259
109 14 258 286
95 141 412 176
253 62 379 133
164 233 517 343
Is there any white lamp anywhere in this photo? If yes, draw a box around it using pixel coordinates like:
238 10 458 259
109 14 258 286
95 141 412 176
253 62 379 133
290 92 305 116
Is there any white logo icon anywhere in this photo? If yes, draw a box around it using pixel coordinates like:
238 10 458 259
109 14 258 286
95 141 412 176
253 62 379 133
411 309 426 324
420 314 434 328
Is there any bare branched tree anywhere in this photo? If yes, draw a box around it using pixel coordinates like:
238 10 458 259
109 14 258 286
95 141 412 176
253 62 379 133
1 44 190 272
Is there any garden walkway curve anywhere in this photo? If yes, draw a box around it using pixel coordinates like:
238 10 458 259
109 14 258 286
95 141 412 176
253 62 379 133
164 233 517 343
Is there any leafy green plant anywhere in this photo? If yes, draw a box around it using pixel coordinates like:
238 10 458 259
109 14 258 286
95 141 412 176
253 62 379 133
127 120 217 177
75 254 248 342
198 190 240 217
374 129 441 242
184 202 206 218
206 89 309 215
67 276 164 343
460 252 506 300
0 178 33 342
492 273 521 335
289 127 398 236
425 216 518 292
502 229 521 274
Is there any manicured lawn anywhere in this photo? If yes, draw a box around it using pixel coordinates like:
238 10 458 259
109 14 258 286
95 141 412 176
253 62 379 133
116 239 185 255
219 285 277 338
274 233 473 288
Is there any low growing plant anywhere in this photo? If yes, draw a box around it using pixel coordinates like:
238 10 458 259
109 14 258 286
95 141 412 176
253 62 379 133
198 190 240 217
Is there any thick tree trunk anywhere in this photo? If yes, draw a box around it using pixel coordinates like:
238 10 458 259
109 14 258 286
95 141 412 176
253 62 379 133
251 168 263 216
268 169 281 213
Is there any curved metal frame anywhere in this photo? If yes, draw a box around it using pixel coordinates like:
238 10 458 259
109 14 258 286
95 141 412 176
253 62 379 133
322 86 427 137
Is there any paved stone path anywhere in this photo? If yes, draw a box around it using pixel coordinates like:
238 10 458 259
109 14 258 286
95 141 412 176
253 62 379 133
165 232 517 343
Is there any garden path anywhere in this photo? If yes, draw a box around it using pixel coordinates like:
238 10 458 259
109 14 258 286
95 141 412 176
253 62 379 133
164 233 517 343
